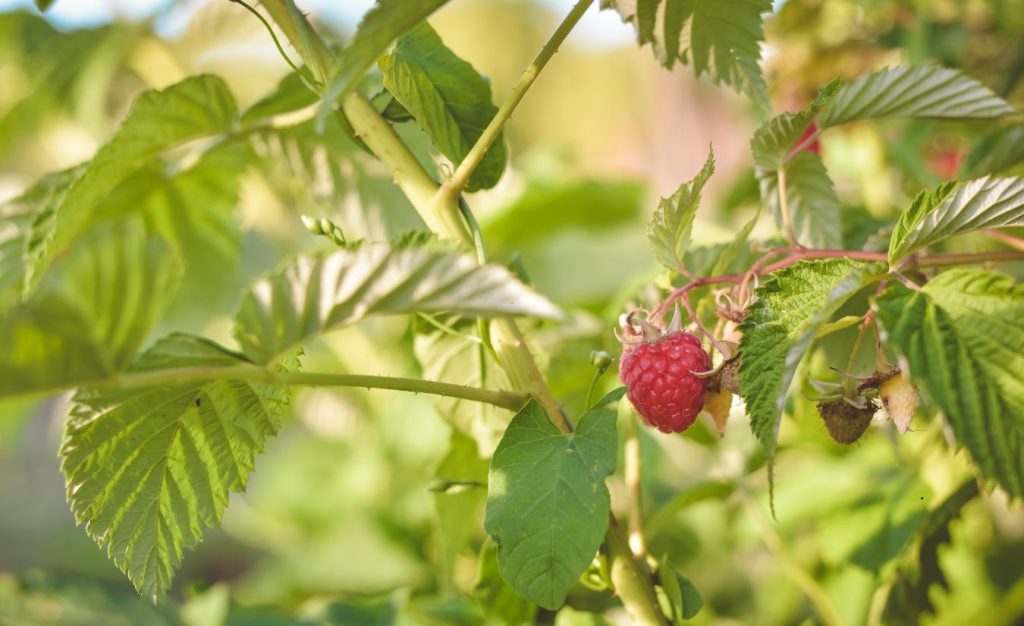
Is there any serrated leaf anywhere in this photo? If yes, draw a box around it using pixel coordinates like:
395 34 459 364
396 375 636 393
888 177 1024 263
484 389 623 610
235 245 562 364
0 224 181 398
26 75 238 289
751 82 842 248
960 126 1024 178
380 23 506 191
708 211 759 277
818 66 1015 129
605 0 770 107
756 151 843 248
738 259 874 455
0 165 83 306
875 270 1024 496
316 0 450 130
648 148 714 273
60 333 293 600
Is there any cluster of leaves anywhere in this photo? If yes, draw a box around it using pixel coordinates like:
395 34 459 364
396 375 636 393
4 0 1024 624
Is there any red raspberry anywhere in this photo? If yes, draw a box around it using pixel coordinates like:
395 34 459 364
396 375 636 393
790 121 821 156
619 331 712 433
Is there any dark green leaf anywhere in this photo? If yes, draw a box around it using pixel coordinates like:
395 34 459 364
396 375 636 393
484 389 623 610
61 334 294 600
657 554 703 623
235 245 562 364
380 23 506 191
818 66 1015 128
316 0 450 130
875 270 1024 496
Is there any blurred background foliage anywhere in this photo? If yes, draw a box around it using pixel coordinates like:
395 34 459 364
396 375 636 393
1 0 1023 624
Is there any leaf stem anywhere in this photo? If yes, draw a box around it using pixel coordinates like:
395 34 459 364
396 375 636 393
775 167 801 247
84 365 529 411
435 0 595 204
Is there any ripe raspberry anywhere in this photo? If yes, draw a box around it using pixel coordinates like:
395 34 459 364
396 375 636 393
619 331 712 433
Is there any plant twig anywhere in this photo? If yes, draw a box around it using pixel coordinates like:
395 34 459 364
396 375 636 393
775 167 801 248
47 365 530 411
435 0 595 204
982 228 1024 251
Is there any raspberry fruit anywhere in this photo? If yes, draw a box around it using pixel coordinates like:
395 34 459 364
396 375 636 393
619 331 712 433
818 399 876 444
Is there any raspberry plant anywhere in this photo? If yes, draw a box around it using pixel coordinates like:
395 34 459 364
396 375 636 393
3 0 1024 624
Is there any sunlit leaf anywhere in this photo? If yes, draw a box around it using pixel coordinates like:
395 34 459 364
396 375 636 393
647 147 714 273
61 334 294 600
235 245 562 364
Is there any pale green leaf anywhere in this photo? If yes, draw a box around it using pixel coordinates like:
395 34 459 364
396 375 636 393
818 66 1014 129
555 606 613 626
0 165 83 305
26 75 238 289
604 0 770 107
756 151 842 248
235 245 562 364
875 270 1024 497
0 223 181 398
961 126 1024 178
380 23 506 191
484 389 623 610
889 177 1024 263
413 315 512 453
648 148 714 273
434 430 489 589
751 81 841 248
738 259 875 453
316 0 450 130
708 210 759 277
60 333 293 600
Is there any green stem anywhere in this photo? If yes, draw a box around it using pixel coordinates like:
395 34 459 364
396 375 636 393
606 516 669 626
776 166 800 247
435 0 595 204
79 365 528 411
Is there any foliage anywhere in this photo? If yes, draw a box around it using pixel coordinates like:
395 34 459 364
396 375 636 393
3 1 1024 625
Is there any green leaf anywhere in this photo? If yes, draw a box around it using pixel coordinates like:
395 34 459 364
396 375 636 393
414 315 511 452
60 333 293 600
647 148 714 273
26 75 238 288
0 165 83 305
708 211 759 277
875 270 1024 496
756 151 842 248
818 66 1015 129
605 0 771 107
751 82 842 248
34 0 55 10
554 606 613 626
235 245 562 364
888 177 1024 263
656 555 703 623
738 259 874 454
484 389 623 610
316 0 450 130
434 430 489 589
961 126 1024 178
0 223 181 398
380 23 506 191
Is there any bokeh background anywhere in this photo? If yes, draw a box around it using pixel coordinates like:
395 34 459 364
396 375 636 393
2 0 1024 624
